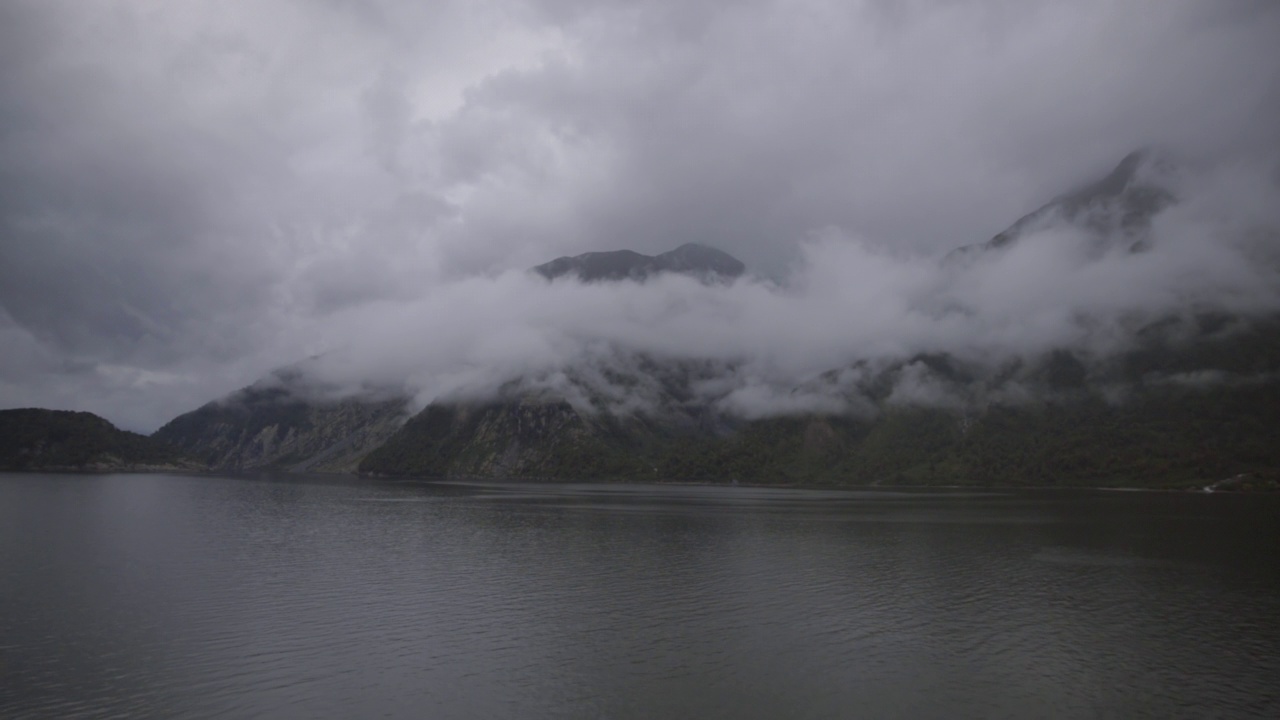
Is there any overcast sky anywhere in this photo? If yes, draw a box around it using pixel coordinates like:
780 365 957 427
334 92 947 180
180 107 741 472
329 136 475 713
2 0 1279 431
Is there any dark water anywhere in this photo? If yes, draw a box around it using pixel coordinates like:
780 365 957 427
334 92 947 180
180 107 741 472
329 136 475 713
1 474 1277 719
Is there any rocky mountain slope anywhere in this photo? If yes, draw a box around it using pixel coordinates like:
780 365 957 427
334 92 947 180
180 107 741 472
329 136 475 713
0 408 199 472
152 369 409 473
945 149 1178 264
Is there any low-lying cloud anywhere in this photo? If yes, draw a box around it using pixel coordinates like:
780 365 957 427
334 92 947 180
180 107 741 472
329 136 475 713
282 158 1280 419
1 0 1278 430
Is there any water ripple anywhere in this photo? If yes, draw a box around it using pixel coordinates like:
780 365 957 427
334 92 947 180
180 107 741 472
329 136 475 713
1 475 1276 719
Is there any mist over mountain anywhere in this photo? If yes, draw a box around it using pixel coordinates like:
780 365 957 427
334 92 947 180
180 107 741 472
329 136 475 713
2 1 1279 460
945 149 1180 263
133 147 1280 484
284 148 1279 413
152 366 409 473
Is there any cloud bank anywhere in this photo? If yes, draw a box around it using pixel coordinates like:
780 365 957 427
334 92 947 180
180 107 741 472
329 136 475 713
1 0 1278 430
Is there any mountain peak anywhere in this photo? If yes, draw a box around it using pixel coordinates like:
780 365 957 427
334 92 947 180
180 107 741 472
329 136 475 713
532 243 745 283
1046 147 1176 216
654 243 746 276
947 148 1180 262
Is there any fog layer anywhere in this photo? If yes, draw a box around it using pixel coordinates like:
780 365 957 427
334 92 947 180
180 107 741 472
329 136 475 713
1 0 1278 430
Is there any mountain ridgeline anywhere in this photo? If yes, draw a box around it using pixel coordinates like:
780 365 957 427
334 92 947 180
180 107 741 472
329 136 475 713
360 150 1280 489
6 150 1279 488
945 148 1178 264
0 409 198 472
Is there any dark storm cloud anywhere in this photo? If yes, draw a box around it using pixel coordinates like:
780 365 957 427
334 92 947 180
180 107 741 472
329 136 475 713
0 0 1278 430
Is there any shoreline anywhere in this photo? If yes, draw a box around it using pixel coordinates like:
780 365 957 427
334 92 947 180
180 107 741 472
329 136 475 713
5 467 1277 493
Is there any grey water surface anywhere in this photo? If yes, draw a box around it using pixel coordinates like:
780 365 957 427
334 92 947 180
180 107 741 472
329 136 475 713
1 473 1277 719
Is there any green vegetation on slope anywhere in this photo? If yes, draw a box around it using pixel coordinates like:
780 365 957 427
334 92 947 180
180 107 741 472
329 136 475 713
0 408 196 472
359 381 1280 489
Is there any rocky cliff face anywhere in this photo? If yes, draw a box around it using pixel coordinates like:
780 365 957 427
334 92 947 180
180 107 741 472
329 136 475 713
153 377 409 473
360 396 642 478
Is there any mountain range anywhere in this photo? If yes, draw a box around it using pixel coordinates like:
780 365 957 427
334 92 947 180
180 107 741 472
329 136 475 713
4 151 1278 490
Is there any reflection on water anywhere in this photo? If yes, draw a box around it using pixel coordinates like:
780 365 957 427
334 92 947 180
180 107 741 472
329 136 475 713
1 474 1277 719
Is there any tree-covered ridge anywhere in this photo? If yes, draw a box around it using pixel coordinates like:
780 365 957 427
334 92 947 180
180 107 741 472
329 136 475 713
659 384 1280 488
0 408 197 472
356 382 1280 489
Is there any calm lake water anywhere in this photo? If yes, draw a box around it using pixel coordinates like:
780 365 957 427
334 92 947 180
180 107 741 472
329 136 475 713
1 473 1277 719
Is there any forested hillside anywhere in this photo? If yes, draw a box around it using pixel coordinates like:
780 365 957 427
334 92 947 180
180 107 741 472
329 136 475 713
0 409 197 472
